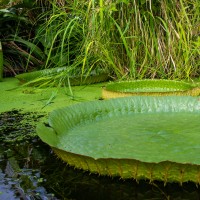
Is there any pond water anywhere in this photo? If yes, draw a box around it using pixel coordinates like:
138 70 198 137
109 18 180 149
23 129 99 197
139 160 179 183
1 110 200 200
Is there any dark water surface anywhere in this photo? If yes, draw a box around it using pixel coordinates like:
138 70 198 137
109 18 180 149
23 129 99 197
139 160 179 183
0 110 200 200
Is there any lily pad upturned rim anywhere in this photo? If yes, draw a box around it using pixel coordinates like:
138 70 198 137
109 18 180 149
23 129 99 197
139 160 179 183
37 96 200 183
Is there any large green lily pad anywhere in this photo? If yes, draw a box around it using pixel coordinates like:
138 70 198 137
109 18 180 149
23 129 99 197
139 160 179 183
15 67 109 86
37 96 200 184
102 80 200 99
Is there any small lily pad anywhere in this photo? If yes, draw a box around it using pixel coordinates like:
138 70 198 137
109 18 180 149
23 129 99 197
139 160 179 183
102 80 200 99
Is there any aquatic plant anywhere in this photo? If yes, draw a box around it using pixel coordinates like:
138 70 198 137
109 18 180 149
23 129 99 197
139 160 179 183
0 41 3 81
15 67 109 87
102 79 200 99
37 96 200 184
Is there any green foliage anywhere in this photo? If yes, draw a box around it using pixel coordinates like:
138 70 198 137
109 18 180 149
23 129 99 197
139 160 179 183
0 41 3 81
55 0 199 80
102 80 200 98
15 66 109 87
0 1 45 76
105 80 196 92
37 96 200 183
34 1 110 78
1 0 199 81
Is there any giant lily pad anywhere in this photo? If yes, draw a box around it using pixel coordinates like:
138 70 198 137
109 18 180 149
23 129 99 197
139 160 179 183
15 67 109 86
102 80 200 99
37 96 200 184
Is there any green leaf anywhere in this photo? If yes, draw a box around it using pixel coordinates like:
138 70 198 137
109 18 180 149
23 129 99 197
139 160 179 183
37 96 200 183
12 35 45 60
37 123 59 147
102 79 200 98
116 0 130 4
0 9 10 13
0 41 3 81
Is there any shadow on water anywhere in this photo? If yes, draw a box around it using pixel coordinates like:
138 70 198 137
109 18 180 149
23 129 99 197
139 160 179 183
0 110 200 200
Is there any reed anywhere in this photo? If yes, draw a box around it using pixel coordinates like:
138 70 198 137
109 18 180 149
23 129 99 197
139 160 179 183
35 0 200 82
0 41 3 81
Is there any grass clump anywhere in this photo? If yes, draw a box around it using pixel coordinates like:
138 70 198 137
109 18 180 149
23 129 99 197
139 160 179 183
37 0 199 80
3 0 199 83
77 0 200 80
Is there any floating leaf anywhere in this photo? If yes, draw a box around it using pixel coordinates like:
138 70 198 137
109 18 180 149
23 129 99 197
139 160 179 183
102 79 200 99
37 96 200 184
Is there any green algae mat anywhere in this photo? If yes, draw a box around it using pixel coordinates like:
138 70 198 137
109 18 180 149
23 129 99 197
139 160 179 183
102 79 200 99
0 78 103 113
37 96 200 184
